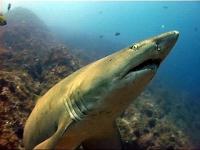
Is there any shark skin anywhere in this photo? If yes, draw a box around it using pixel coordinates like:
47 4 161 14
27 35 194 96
23 31 179 150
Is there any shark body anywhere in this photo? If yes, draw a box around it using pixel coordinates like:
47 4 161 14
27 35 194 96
23 31 179 150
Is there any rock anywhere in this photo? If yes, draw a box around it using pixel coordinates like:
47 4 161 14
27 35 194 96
148 119 156 128
143 109 153 117
118 90 190 149
133 130 140 138
0 7 81 149
138 133 154 149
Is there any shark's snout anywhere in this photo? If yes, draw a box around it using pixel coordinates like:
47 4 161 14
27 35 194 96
153 30 179 60
120 31 179 79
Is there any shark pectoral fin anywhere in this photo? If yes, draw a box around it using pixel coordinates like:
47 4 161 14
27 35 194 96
82 122 122 150
34 114 73 150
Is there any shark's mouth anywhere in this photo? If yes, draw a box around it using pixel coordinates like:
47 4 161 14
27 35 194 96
122 59 161 78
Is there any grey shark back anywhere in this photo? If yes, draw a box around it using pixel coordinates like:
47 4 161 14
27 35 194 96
23 31 179 150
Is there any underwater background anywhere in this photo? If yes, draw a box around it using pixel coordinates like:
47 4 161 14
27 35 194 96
20 1 200 98
0 1 200 149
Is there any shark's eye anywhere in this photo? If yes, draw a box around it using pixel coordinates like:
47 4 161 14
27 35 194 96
133 45 138 49
130 44 138 50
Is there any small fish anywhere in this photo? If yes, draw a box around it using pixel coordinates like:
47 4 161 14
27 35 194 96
0 14 7 26
163 6 168 9
8 3 12 12
99 35 104 39
115 32 120 36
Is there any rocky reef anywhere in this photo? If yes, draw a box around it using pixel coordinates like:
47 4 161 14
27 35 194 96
0 7 81 149
0 7 196 150
117 88 190 150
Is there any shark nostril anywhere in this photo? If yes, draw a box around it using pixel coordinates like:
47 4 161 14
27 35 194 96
155 43 161 51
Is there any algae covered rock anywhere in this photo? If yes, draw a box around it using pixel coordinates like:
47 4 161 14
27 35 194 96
117 89 190 150
0 71 36 149
0 7 81 149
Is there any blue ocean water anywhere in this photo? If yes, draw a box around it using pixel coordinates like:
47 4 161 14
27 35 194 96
12 2 200 100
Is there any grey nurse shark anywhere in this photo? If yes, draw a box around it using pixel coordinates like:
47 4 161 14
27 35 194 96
23 31 179 150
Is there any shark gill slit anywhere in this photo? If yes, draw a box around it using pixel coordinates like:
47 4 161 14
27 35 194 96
63 97 86 121
74 97 88 116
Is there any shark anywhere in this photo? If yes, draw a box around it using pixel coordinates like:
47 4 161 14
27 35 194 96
23 31 179 150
